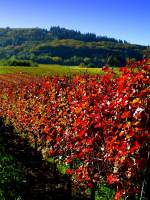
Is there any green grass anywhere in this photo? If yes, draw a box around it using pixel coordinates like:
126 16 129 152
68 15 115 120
0 64 106 76
0 135 26 200
95 184 115 200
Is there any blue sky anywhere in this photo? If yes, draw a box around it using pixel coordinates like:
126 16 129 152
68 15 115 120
0 0 149 45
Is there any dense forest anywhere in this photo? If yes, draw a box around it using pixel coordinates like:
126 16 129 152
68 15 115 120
0 26 150 67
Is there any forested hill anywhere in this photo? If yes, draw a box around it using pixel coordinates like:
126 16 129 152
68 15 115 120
0 26 149 67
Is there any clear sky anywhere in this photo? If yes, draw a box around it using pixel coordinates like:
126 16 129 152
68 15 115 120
0 0 149 45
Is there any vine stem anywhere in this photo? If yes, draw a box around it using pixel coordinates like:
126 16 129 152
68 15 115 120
140 151 150 200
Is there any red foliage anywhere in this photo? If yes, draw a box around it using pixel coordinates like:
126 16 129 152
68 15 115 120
107 174 120 184
0 59 149 199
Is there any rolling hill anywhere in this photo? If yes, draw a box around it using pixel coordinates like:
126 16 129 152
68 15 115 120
0 26 149 67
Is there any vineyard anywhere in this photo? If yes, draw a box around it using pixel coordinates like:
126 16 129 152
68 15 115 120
0 59 149 200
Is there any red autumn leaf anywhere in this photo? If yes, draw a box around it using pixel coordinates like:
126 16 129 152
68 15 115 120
78 130 85 137
102 66 110 72
86 138 93 145
114 191 124 200
48 149 54 156
121 111 130 119
107 174 119 185
130 141 140 154
87 182 94 188
66 168 74 175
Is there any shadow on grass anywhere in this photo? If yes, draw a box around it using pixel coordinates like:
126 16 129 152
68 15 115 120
0 118 88 200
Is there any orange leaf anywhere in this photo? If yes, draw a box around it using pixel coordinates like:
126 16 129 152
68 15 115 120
121 111 130 119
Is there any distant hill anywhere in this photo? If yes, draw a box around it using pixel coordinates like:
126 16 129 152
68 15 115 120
0 26 149 67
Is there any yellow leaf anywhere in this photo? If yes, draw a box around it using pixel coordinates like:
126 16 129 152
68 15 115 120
132 98 141 104
119 131 125 137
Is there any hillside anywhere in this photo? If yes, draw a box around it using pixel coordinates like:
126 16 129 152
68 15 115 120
0 26 149 67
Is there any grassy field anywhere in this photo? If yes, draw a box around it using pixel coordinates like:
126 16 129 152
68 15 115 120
0 64 106 76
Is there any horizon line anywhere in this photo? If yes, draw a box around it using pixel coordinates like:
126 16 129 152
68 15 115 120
0 25 148 47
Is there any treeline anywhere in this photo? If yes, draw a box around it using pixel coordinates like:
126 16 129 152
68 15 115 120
0 26 149 67
0 57 38 67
